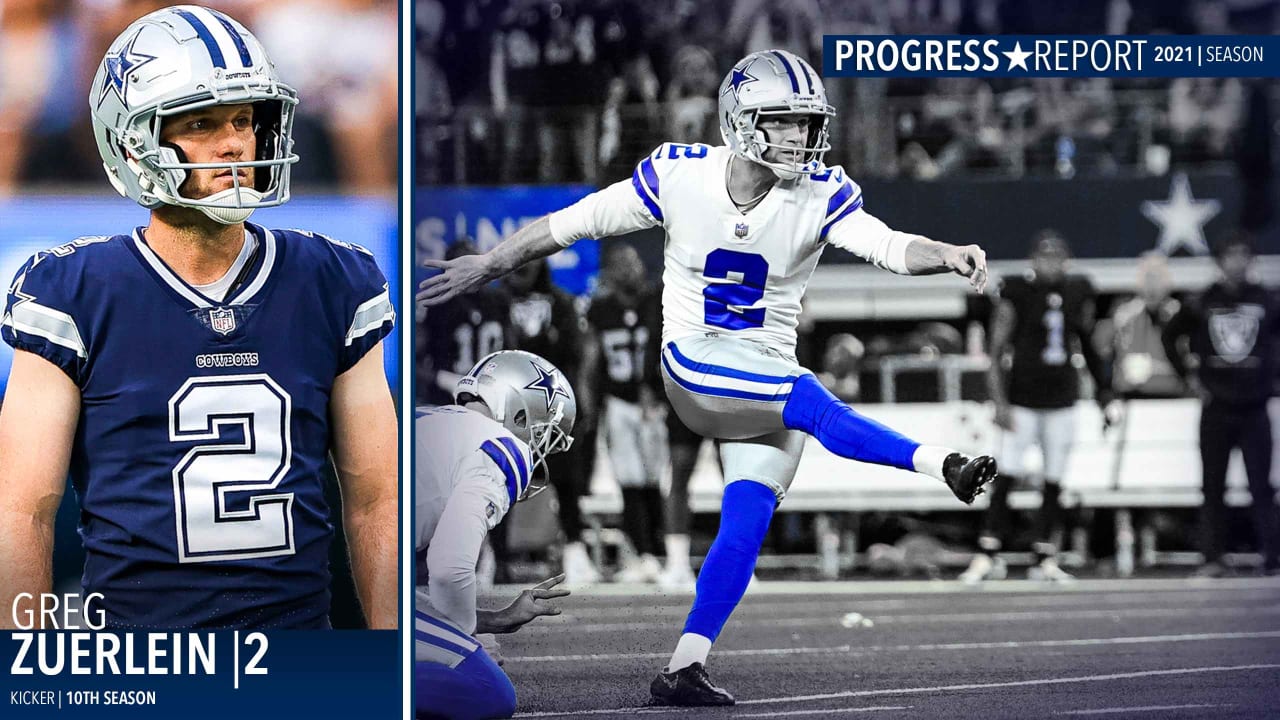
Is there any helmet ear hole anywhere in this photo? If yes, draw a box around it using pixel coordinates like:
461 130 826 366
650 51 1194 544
513 409 528 430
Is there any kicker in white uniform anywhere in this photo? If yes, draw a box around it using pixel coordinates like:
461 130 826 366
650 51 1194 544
420 48 1001 707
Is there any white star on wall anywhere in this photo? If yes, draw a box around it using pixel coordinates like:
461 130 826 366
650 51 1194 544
1140 173 1221 255
1003 42 1031 71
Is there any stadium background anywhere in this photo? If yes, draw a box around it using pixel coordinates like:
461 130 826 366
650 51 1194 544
0 0 399 628
416 0 1279 580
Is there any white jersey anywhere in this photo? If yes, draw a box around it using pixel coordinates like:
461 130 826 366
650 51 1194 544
550 143 910 355
415 404 533 634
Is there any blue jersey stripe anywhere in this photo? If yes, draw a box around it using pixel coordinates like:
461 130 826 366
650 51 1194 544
210 12 254 67
414 609 471 638
662 353 793 403
640 157 660 198
771 50 800 94
496 437 528 497
826 182 854 218
631 168 664 223
173 9 226 69
797 57 816 95
667 342 799 385
820 195 864 240
480 440 519 503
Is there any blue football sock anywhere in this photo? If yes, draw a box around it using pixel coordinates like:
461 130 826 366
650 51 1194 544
414 649 517 720
782 373 919 470
683 480 778 642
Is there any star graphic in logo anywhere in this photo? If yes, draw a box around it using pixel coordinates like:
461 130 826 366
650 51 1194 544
98 30 156 108
1141 172 1221 255
524 362 570 412
1003 41 1032 72
723 64 759 98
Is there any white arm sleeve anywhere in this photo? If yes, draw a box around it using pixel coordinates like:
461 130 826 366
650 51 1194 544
548 177 661 247
424 457 508 635
825 208 912 275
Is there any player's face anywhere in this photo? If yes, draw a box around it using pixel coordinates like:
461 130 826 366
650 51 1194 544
757 113 811 166
1137 260 1171 307
159 103 257 200
1031 241 1068 283
1217 244 1252 285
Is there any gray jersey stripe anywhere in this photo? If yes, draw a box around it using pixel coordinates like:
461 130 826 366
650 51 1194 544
6 298 88 359
344 290 395 346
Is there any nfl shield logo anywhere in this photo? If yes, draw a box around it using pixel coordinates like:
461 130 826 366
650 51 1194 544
210 308 236 335
735 223 749 238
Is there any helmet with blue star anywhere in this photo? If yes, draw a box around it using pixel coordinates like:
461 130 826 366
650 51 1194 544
718 49 835 180
455 350 577 500
89 5 299 224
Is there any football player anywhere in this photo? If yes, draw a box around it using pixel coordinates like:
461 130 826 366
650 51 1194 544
588 243 666 582
0 6 397 629
420 49 997 705
415 350 575 720
1162 235 1279 577
961 231 1110 584
417 238 512 406
504 259 603 585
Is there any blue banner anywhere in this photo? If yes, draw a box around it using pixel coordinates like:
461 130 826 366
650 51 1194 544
414 186 601 296
822 35 1279 77
0 196 401 397
1 630 397 718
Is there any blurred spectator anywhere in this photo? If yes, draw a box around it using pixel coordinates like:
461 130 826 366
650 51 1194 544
1168 78 1243 165
1104 252 1185 399
1162 235 1279 577
0 0 94 192
417 0 453 184
254 0 398 191
662 45 719 146
819 333 865 401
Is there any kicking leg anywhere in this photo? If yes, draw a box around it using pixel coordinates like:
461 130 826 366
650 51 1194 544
783 373 996 503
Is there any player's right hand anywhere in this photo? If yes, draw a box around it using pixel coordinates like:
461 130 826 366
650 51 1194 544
497 573 571 633
417 253 490 306
992 402 1013 431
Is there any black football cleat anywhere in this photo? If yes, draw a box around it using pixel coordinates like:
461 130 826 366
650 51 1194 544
943 453 998 504
650 662 735 706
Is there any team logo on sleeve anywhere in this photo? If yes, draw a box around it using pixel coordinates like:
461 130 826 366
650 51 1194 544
209 307 237 335
1208 306 1261 364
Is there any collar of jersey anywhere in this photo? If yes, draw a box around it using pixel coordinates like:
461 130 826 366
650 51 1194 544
129 223 277 309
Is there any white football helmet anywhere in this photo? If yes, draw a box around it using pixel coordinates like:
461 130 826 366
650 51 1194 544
89 5 299 224
718 49 835 180
455 350 576 500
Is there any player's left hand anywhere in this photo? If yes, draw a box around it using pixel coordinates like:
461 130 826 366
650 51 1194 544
417 254 491 306
475 633 504 666
496 574 571 633
943 244 989 293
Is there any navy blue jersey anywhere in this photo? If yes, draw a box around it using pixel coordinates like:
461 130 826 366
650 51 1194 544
1 224 395 629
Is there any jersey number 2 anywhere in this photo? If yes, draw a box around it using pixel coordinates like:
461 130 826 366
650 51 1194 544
703 249 768 330
169 374 296 563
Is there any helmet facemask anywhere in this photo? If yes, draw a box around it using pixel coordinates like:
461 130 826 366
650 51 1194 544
523 400 575 500
736 106 834 180
121 81 298 224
